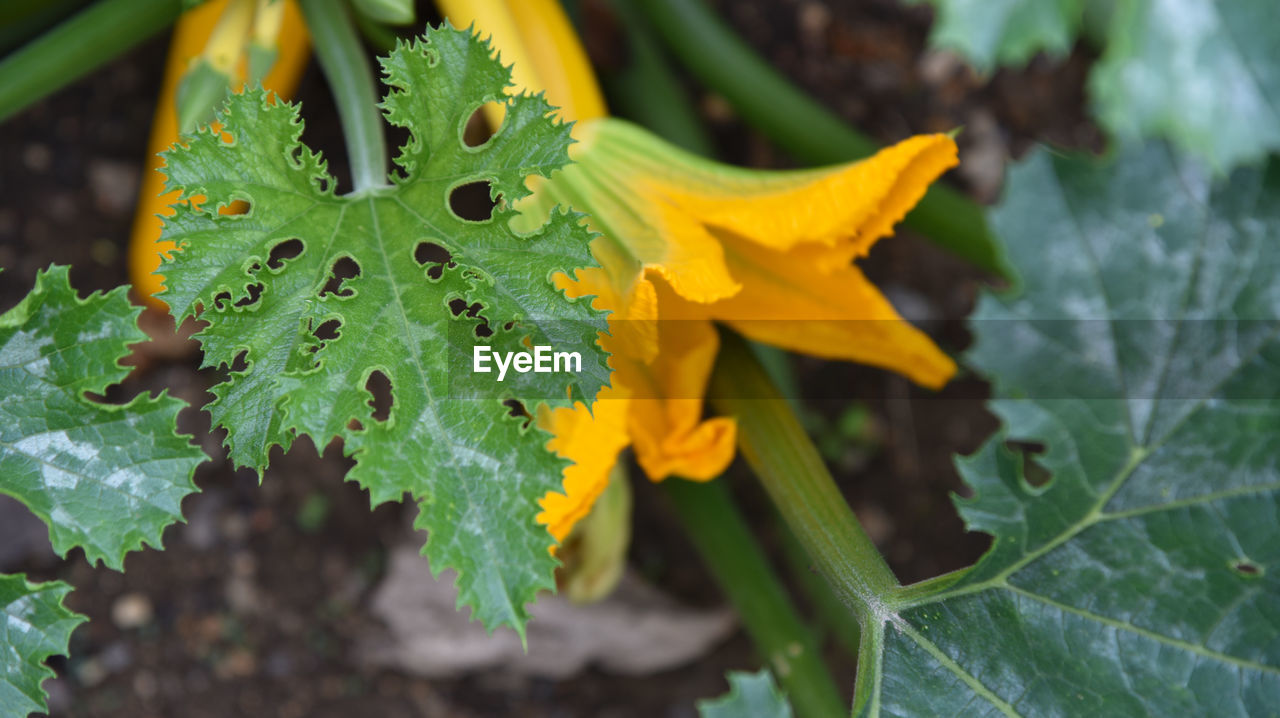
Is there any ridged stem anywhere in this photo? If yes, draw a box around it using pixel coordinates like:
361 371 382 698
0 0 181 122
710 330 899 622
662 479 846 718
299 0 388 192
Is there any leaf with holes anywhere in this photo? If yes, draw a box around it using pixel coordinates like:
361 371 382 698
698 670 794 718
158 26 609 637
0 265 202 570
0 575 85 718
850 144 1280 716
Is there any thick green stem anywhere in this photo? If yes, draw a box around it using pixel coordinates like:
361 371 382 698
0 0 181 123
710 330 898 622
299 0 388 193
594 0 715 156
778 523 863 657
636 0 1006 277
662 479 846 718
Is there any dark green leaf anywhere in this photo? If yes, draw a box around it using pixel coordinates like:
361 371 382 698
699 670 794 718
917 0 1280 171
853 144 1280 715
0 575 84 718
912 0 1081 71
1091 0 1280 171
0 265 202 570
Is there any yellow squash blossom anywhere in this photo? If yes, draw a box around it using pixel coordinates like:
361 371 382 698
438 0 958 546
128 0 310 308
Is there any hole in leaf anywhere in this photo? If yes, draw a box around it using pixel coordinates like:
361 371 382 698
219 199 250 216
414 241 451 266
1005 439 1052 490
320 256 361 298
312 318 342 342
347 418 364 432
366 370 393 423
268 239 304 270
463 102 504 147
212 291 233 311
474 320 493 338
234 283 264 308
502 321 516 332
503 399 531 428
1231 559 1263 578
449 181 498 222
415 242 454 280
228 350 249 373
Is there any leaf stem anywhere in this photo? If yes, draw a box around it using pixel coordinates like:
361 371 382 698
0 0 181 123
661 478 846 718
709 330 899 622
298 0 388 192
635 0 1006 277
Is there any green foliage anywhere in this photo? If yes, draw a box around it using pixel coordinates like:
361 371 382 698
158 26 609 638
917 0 1280 171
699 670 794 718
351 0 415 26
913 0 1080 70
0 266 202 570
852 144 1280 715
1090 0 1280 172
0 265 202 717
0 576 84 718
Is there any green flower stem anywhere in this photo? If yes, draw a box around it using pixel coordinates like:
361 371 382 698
661 478 846 718
710 329 898 622
593 0 716 156
0 0 92 55
0 0 181 123
299 0 389 193
778 522 863 657
635 0 1006 277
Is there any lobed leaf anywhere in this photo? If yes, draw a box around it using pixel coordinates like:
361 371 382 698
853 144 1280 715
0 266 202 570
912 0 1081 71
0 576 84 718
916 0 1280 171
158 26 609 637
0 265 202 717
698 670 794 718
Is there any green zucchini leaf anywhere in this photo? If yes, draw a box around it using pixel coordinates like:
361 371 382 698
699 670 794 718
158 26 609 638
854 143 1280 715
0 575 84 718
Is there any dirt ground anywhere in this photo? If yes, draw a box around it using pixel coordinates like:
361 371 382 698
0 1 1101 715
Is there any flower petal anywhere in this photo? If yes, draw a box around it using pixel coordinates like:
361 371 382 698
667 133 960 257
619 308 737 481
711 233 957 389
536 390 632 544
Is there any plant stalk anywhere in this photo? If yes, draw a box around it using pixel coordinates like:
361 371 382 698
298 0 388 192
636 0 1006 277
662 479 846 718
0 0 182 123
592 0 715 156
709 330 898 621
